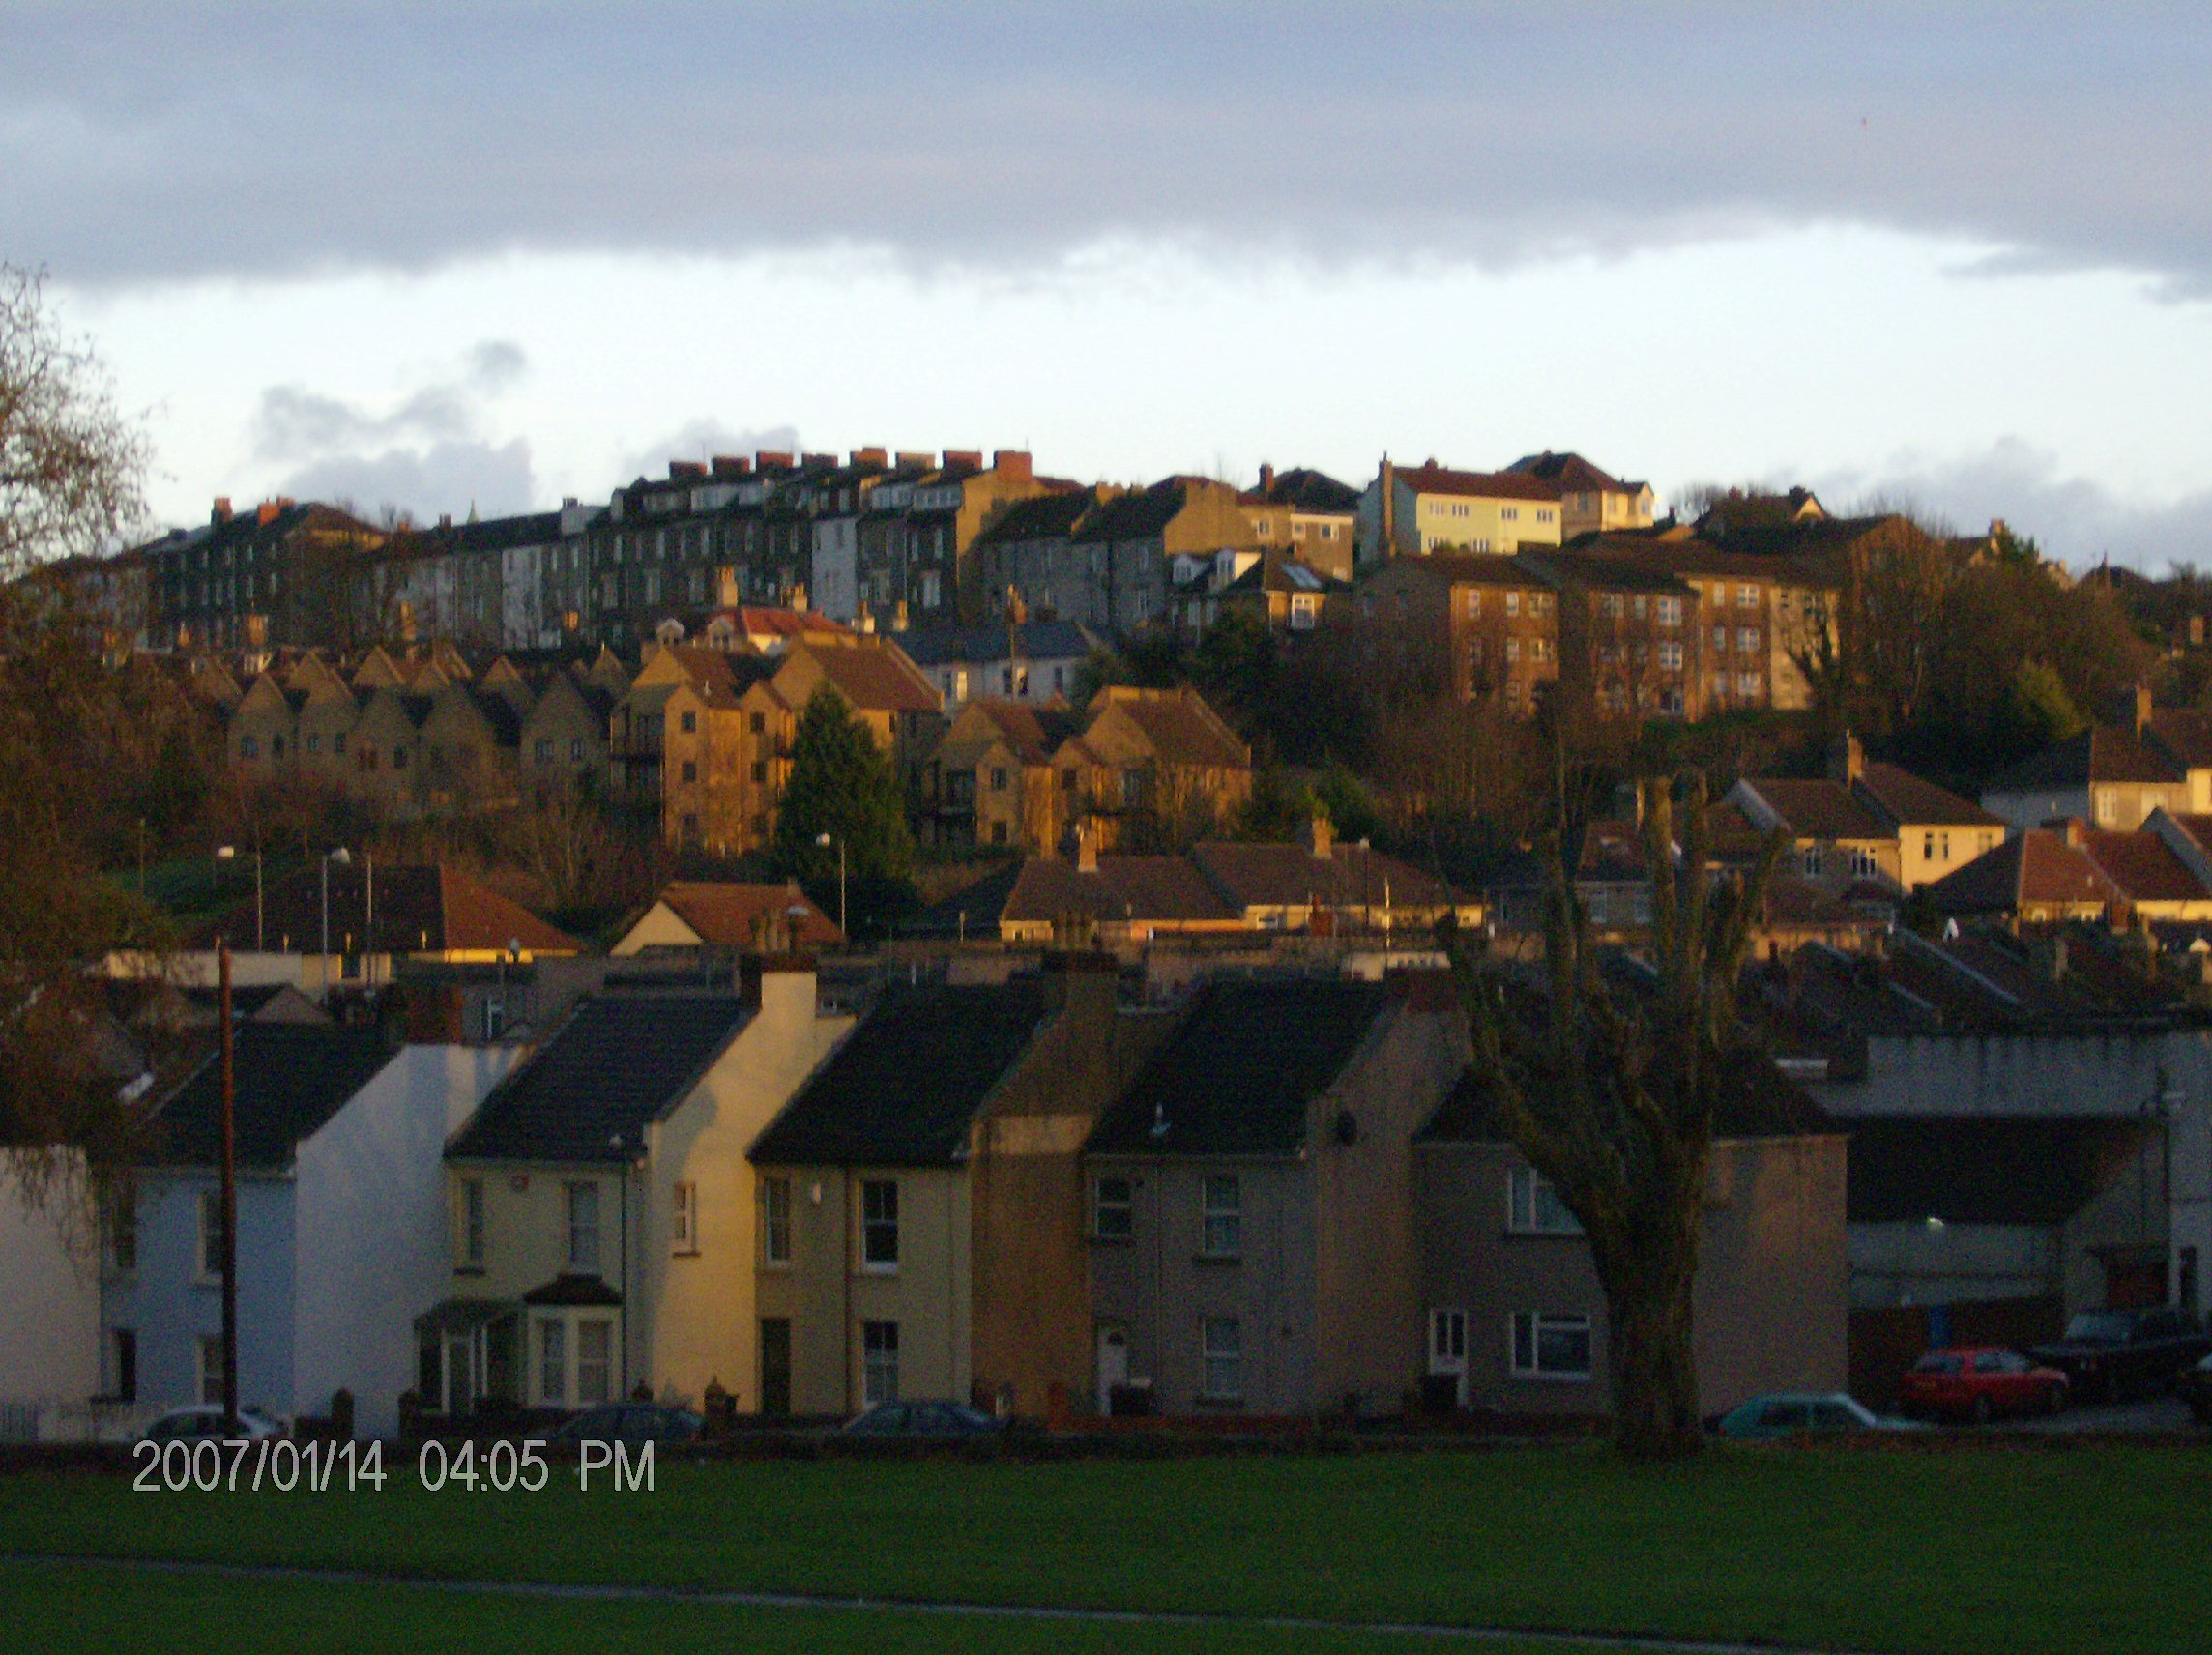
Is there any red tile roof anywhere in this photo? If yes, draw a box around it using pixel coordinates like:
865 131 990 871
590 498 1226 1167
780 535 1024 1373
2078 830 2211 904
1395 463 1563 504
652 881 843 948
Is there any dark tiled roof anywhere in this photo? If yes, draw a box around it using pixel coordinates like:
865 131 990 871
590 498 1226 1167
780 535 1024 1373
1395 463 1562 504
1187 840 1462 911
1856 763 2000 828
1984 726 2181 794
750 980 1048 1167
522 1274 625 1306
191 863 581 956
1504 451 1646 494
650 881 843 948
896 622 1099 668
1924 831 2120 916
1399 553 1558 591
1088 979 1395 1157
150 1025 397 1168
2146 710 2212 770
973 491 1098 546
1742 779 1890 841
1251 467 1361 513
1419 1048 1832 1145
1846 1117 2122 1225
1522 550 1696 595
449 994 751 1163
1002 856 1240 926
1073 479 1194 543
2079 830 2211 903
1090 688 1249 769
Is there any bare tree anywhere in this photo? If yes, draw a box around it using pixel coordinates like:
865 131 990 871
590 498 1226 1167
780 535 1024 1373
1456 777 1781 1460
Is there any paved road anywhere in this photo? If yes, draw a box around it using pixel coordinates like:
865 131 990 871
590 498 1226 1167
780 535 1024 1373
2011 1394 2194 1434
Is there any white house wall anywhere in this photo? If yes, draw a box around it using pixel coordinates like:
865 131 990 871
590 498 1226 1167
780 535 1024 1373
291 1045 520 1439
0 1157 100 1408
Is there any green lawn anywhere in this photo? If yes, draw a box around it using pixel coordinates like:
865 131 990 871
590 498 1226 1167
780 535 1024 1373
2 1445 2205 1654
0 1560 1593 1655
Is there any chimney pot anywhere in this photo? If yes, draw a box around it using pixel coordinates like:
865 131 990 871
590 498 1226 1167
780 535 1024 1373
757 450 795 471
257 501 279 526
853 447 888 468
943 450 982 472
1259 462 1275 493
1308 809 1334 860
212 497 233 523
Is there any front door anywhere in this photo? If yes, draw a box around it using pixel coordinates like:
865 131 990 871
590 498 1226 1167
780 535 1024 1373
1429 1308 1469 1406
1095 1323 1129 1412
760 1318 792 1418
444 1333 477 1416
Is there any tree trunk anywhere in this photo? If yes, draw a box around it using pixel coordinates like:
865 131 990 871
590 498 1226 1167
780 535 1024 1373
1599 1193 1706 1461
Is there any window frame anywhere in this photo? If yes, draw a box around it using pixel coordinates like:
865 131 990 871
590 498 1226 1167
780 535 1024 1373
1509 1311 1594 1380
860 1178 900 1272
862 1319 900 1405
1091 1174 1134 1242
671 1181 699 1256
575 1317 613 1405
1506 1165 1583 1235
565 1180 601 1274
1201 1316 1243 1401
760 1176 792 1267
1200 1174 1242 1259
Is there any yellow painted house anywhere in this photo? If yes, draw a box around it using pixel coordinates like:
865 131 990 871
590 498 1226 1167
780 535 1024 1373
422 961 850 1419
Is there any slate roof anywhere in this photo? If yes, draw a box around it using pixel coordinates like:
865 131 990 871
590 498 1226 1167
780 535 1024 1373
973 491 1098 546
1418 1048 1832 1145
1924 831 2120 916
1846 1117 2126 1226
645 881 843 948
2146 710 2212 771
1073 479 1197 543
1002 856 1240 927
1522 550 1696 595
1088 978 1395 1157
1187 840 1463 912
1395 463 1562 504
1742 779 1891 841
1089 687 1249 769
1856 763 2001 829
1249 467 1361 513
149 1025 397 1169
1984 726 2181 795
896 622 1100 669
1406 554 1558 591
2079 830 2211 903
1504 451 1648 494
801 644 941 713
448 994 751 1163
749 980 1049 1167
192 863 581 957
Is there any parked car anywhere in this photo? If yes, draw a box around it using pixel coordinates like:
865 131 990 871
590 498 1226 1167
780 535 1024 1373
550 1403 702 1446
2028 1306 2211 1404
1897 1347 2068 1423
138 1405 287 1443
840 1400 1006 1438
2178 1350 2212 1425
1713 1393 1919 1441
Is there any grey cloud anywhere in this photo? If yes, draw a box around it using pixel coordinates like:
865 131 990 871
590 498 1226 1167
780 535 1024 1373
1810 440 2212 573
248 338 535 517
9 4 2211 292
281 440 536 524
617 420 801 485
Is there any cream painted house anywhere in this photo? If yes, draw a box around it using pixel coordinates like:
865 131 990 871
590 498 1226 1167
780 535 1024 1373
1357 460 1566 562
423 961 850 1419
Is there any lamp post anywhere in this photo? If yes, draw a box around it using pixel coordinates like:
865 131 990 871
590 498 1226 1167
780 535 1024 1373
320 847 352 998
816 830 846 940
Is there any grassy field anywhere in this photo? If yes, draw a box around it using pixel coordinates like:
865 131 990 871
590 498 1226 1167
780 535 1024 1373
2 1444 2205 1654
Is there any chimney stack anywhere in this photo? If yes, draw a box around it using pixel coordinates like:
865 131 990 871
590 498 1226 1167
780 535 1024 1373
1258 462 1275 494
256 501 279 526
892 599 910 632
212 497 233 524
1307 809 1334 861
943 450 983 472
757 450 795 470
993 450 1033 481
896 450 933 469
1828 729 1864 784
853 447 888 467
2136 682 2153 738
711 454 751 478
669 460 706 482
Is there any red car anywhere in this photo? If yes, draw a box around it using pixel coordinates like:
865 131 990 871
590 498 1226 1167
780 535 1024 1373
1899 1346 2069 1423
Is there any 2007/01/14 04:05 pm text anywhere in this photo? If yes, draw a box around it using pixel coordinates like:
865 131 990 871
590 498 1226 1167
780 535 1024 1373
131 1437 655 1494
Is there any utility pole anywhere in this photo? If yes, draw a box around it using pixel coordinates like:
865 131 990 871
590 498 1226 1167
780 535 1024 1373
218 945 240 1427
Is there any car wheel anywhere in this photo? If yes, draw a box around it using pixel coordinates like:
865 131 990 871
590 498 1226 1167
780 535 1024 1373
1970 1395 1993 1427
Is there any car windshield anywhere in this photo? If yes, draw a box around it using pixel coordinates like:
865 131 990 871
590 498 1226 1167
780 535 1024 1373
2064 1313 2134 1344
1911 1353 1962 1375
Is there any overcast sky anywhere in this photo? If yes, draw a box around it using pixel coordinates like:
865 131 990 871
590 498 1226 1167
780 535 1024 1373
11 3 2209 567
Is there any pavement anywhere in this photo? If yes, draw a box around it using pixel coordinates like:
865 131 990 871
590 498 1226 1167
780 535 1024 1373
2010 1394 2194 1434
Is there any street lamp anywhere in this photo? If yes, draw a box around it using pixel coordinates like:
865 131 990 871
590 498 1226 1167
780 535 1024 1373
816 830 847 940
216 844 264 952
320 847 352 997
